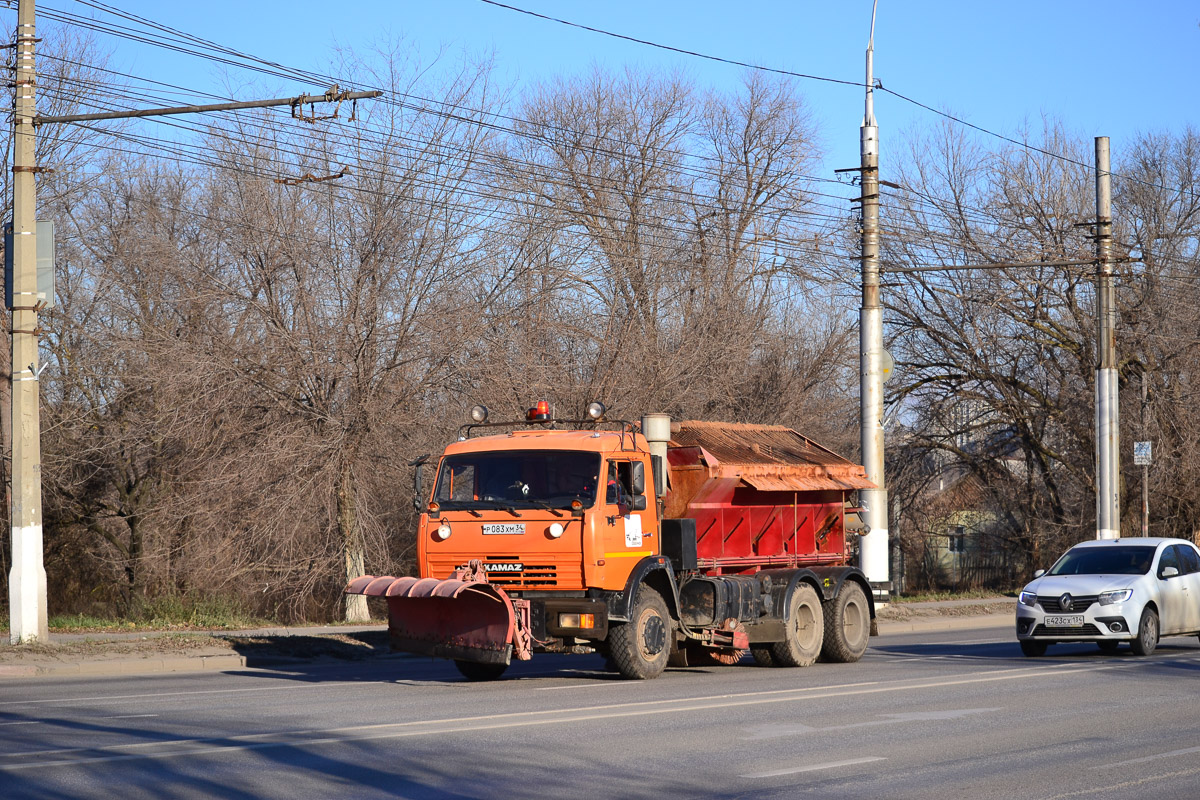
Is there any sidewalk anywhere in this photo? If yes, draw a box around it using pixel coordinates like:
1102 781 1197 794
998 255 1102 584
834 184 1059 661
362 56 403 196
0 601 1016 680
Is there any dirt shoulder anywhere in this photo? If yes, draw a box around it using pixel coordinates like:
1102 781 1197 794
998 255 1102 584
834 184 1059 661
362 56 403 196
0 628 392 667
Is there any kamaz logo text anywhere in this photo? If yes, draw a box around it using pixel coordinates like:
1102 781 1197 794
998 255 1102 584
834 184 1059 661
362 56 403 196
483 563 524 572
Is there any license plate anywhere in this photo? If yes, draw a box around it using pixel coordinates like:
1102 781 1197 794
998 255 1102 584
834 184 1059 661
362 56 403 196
482 523 525 536
1045 614 1085 627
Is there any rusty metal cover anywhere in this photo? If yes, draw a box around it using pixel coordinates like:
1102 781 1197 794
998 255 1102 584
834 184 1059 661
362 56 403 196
670 420 875 491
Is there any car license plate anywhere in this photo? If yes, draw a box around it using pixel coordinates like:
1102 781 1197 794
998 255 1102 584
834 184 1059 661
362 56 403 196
482 523 525 536
1045 614 1085 627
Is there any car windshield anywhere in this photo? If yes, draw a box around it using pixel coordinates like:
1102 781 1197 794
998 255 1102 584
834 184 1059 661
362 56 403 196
432 450 600 510
1047 545 1156 576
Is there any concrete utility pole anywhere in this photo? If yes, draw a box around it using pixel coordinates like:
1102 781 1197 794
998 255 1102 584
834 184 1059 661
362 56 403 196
1094 136 1120 540
858 0 889 588
1141 375 1149 537
8 0 47 644
6 0 381 643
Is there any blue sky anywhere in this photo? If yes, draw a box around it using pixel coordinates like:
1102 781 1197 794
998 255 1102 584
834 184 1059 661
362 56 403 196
25 1 1200 178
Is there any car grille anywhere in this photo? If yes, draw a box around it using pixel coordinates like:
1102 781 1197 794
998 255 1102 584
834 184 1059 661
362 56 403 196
1032 623 1102 636
428 555 583 589
1036 594 1099 612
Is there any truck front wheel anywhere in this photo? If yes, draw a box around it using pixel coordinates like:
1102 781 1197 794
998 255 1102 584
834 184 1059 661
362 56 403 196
822 582 870 663
769 583 824 667
608 587 672 680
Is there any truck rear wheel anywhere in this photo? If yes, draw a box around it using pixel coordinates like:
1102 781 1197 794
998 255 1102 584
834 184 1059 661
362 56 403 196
769 583 824 667
821 582 870 663
454 660 509 681
608 587 672 680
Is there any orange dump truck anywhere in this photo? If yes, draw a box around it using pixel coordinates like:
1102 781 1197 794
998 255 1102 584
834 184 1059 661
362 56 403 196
346 403 877 680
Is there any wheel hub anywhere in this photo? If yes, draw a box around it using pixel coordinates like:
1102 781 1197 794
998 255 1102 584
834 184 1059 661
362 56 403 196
642 615 666 656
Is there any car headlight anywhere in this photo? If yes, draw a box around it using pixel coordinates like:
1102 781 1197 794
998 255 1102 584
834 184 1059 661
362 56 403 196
1019 590 1038 607
1099 589 1133 605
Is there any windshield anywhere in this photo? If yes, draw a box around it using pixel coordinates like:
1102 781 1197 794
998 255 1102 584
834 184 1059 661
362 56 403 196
433 450 601 511
1047 545 1156 576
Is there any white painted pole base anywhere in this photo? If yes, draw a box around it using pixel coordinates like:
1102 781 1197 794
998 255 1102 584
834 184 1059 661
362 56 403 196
9 523 49 643
859 487 889 583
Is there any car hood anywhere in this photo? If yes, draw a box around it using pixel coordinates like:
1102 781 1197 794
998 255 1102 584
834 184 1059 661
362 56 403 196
1024 574 1142 595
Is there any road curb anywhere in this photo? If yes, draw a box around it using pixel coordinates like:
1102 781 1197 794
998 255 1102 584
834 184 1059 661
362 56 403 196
0 653 251 679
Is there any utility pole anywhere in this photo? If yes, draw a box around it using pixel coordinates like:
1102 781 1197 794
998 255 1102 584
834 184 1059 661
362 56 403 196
6 0 380 643
1141 375 1149 537
858 0 889 590
8 0 47 644
1094 136 1120 540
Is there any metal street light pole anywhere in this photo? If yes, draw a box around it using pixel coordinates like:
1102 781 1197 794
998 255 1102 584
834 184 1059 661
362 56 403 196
1094 136 1120 540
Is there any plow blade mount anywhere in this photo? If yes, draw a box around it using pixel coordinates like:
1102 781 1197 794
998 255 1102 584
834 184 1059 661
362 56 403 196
345 575 516 665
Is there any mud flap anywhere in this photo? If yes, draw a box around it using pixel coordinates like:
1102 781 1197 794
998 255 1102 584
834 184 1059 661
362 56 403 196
345 575 516 666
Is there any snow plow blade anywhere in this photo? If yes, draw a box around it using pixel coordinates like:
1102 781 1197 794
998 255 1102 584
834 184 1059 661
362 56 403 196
345 575 516 665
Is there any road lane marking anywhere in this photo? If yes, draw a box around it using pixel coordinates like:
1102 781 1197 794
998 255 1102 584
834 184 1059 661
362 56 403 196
742 756 885 778
740 708 1000 739
0 666 1105 770
104 714 159 720
1040 767 1200 799
1107 745 1200 767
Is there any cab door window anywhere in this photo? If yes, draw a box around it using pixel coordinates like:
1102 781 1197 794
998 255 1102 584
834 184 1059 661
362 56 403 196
606 461 633 506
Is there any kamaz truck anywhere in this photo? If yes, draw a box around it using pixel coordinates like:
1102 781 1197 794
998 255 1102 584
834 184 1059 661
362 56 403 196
345 402 878 680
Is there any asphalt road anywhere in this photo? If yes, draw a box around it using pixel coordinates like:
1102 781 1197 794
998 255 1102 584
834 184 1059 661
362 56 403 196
3 627 1200 799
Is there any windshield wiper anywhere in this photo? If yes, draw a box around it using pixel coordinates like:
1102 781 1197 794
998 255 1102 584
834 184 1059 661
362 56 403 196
527 499 564 517
472 499 522 517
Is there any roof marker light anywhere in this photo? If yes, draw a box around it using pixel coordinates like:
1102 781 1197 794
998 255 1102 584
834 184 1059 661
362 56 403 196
527 400 551 421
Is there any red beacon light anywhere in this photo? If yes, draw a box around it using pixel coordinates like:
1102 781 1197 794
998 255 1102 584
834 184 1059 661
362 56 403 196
526 400 551 421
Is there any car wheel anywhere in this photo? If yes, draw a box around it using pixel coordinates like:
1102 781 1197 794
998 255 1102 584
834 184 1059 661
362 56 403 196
1097 640 1120 653
1020 640 1047 657
1131 608 1159 656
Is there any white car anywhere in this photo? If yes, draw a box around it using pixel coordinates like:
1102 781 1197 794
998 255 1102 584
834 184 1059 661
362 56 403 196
1015 537 1200 657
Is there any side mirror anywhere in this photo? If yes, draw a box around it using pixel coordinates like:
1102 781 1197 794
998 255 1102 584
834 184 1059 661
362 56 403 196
1033 569 1045 578
1161 565 1180 579
630 461 646 495
409 454 431 510
628 495 648 512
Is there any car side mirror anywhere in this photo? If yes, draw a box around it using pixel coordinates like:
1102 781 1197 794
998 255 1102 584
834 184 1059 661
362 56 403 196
1033 569 1045 578
1161 565 1180 579
630 461 646 495
628 494 647 512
